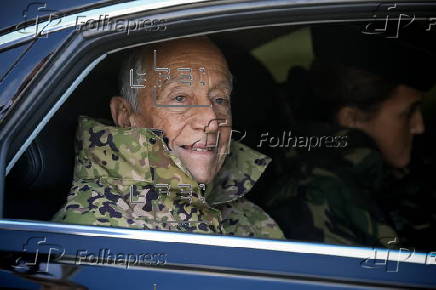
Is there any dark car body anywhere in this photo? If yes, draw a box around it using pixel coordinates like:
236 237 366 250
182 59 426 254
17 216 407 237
1 0 436 288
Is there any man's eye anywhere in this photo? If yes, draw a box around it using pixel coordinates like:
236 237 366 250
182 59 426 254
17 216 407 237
214 97 228 105
173 95 186 103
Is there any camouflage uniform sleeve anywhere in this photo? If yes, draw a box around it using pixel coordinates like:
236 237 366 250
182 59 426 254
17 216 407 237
52 179 147 229
380 170 436 250
219 198 285 240
268 172 397 247
310 175 397 247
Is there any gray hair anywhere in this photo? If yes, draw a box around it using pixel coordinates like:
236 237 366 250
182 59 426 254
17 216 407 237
118 49 146 111
119 41 233 111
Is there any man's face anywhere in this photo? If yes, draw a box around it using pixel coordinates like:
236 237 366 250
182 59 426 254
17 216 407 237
358 85 425 168
135 39 232 184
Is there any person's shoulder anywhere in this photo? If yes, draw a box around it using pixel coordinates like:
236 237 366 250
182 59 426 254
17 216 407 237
52 178 152 229
220 198 285 239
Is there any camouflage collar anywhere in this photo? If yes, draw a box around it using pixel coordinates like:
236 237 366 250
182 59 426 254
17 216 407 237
74 116 270 206
206 141 271 205
291 124 387 193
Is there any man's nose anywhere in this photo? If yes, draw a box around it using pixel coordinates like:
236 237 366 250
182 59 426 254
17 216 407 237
411 110 425 135
191 104 223 133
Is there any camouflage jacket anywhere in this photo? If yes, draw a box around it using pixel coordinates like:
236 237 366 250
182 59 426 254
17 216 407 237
52 116 284 239
266 125 397 247
377 162 436 251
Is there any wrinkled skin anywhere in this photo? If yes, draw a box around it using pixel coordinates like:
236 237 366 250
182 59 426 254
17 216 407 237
111 37 232 184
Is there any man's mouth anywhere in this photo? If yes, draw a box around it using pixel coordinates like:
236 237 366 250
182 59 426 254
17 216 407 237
179 144 216 152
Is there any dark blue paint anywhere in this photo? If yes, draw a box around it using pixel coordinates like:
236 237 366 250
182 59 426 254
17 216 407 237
0 0 105 31
0 270 40 289
0 28 74 119
0 228 435 288
0 42 32 84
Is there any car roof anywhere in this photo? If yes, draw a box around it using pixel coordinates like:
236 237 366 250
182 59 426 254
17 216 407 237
0 0 116 32
0 0 406 38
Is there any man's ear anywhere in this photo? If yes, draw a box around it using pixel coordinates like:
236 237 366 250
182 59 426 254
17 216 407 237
336 106 366 128
110 96 134 128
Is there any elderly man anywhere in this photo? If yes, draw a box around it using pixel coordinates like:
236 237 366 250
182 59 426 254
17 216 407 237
52 37 284 239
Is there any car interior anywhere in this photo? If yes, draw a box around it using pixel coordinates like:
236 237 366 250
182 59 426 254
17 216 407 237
4 22 436 251
3 25 300 220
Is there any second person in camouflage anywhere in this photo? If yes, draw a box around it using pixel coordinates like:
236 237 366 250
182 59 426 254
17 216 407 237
266 24 434 247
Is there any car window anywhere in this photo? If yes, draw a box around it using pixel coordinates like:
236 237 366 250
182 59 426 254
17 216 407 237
2 2 436 255
251 27 313 83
